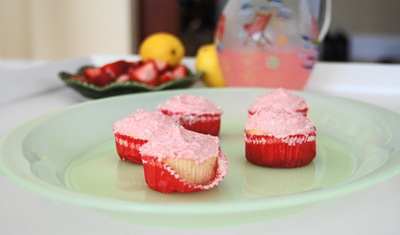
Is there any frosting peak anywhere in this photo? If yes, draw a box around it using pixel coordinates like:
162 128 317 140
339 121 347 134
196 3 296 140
245 106 315 138
112 109 178 139
139 126 220 163
248 88 309 114
158 94 223 115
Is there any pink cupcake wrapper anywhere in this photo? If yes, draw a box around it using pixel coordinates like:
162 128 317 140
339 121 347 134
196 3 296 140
245 133 316 168
141 152 229 194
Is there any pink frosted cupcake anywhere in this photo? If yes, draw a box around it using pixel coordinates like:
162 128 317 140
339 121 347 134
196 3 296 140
157 94 223 136
245 106 316 168
113 110 179 164
139 125 228 194
248 88 309 116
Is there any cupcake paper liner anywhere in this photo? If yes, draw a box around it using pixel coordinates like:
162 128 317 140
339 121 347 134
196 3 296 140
245 133 316 168
114 132 148 164
160 111 221 136
141 152 229 194
180 114 221 136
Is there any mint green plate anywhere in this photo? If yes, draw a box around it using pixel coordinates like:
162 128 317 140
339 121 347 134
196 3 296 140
1 88 400 227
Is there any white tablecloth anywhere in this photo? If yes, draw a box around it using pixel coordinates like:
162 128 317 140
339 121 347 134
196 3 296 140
1 56 399 234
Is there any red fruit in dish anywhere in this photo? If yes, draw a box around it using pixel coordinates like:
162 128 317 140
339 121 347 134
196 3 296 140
91 73 114 87
171 64 187 79
116 74 130 82
129 61 158 86
83 67 113 86
159 71 174 84
154 60 170 73
83 67 103 80
102 60 130 78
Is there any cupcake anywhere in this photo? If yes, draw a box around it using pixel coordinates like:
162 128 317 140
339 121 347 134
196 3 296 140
113 110 179 164
245 106 316 168
248 88 309 116
157 94 223 136
139 125 228 194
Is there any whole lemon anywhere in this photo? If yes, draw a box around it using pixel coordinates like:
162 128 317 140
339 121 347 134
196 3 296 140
139 32 185 67
195 44 226 87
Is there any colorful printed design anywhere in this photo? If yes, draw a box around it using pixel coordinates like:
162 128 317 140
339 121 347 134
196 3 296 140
240 0 293 47
215 14 226 43
298 36 318 70
298 17 320 70
243 13 273 46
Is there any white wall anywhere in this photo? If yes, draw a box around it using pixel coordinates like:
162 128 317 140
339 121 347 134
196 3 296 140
0 0 137 60
329 0 400 61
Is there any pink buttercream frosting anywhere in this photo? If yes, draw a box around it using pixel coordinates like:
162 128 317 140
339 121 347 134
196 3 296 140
139 125 220 164
112 110 178 139
245 106 315 138
157 94 223 115
248 88 309 114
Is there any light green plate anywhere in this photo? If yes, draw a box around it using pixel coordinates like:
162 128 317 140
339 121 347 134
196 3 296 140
1 88 400 227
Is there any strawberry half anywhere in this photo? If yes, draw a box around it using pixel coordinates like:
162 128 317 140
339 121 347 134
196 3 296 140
83 67 103 80
159 71 174 84
83 67 113 87
129 61 158 86
154 60 170 73
171 64 187 79
102 60 130 78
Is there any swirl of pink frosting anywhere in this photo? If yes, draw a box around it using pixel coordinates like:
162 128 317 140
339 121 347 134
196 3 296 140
248 88 309 114
245 106 315 138
139 125 220 164
112 109 178 139
157 94 223 115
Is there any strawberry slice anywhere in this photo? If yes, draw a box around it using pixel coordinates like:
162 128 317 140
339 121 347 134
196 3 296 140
129 61 158 86
83 67 113 86
171 64 187 79
159 71 174 84
116 74 130 82
102 60 129 78
83 67 103 80
154 60 170 73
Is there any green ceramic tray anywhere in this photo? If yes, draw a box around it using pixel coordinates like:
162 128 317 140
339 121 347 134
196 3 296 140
59 65 203 99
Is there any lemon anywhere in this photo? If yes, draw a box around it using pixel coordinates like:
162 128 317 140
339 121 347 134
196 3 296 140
195 44 226 87
139 33 185 67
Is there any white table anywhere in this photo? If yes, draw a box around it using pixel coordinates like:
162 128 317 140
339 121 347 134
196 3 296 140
1 56 399 234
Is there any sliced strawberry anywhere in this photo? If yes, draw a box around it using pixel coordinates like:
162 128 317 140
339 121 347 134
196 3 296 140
129 61 158 86
171 64 187 79
154 60 170 73
92 73 114 87
83 67 113 86
83 67 103 80
116 74 130 82
159 71 174 84
102 60 129 78
128 60 144 68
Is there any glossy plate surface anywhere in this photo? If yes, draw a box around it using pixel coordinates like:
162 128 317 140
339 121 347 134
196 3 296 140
1 88 400 226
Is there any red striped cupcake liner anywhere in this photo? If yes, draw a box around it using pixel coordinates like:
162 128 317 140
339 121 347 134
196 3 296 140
160 111 221 136
114 132 148 164
141 153 228 194
245 133 316 168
